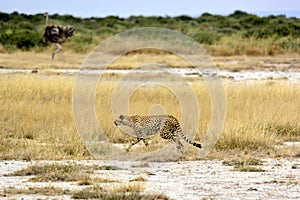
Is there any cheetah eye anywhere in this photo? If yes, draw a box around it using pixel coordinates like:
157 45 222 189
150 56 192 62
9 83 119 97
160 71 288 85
119 115 124 119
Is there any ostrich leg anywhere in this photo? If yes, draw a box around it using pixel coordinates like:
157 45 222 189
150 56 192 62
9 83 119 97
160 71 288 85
52 43 62 59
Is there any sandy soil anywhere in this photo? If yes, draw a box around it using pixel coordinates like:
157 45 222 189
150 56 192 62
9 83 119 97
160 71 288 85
0 158 299 200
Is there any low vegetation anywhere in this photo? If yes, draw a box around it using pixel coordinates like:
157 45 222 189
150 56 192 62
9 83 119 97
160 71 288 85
2 184 171 200
3 186 70 196
234 166 266 172
3 162 170 199
130 176 147 182
222 157 263 167
267 179 300 185
5 163 120 183
223 157 266 172
0 10 299 55
72 184 171 200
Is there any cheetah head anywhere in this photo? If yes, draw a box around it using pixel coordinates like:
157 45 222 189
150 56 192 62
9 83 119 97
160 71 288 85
114 115 132 126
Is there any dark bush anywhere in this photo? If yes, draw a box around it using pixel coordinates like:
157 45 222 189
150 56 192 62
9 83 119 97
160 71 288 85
174 15 193 21
0 12 10 21
242 16 268 26
229 10 250 18
275 25 291 36
15 30 43 50
201 12 213 17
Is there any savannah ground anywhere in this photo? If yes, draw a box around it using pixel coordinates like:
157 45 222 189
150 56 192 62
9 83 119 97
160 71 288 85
0 10 300 199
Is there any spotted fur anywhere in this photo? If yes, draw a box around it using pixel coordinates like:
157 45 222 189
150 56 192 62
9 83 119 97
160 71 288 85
114 114 202 152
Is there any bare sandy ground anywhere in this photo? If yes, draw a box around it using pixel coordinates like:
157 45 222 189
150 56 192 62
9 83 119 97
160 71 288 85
0 158 299 200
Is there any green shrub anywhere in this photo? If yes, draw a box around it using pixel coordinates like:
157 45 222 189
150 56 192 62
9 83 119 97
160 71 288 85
194 32 220 45
229 10 250 18
0 10 299 54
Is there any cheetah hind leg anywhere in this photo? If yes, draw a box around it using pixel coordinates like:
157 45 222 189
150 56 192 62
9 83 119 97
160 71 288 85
126 137 144 152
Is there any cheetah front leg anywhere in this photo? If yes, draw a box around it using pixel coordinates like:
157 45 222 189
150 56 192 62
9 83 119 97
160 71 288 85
126 137 143 152
142 138 149 146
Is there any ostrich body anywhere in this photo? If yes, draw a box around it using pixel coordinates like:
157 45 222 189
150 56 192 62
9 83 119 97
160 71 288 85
43 12 75 59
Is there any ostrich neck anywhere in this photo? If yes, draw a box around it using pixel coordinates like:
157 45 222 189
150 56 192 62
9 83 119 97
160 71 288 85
45 14 49 27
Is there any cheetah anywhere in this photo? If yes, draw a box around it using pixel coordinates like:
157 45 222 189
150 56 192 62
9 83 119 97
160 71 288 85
114 114 202 152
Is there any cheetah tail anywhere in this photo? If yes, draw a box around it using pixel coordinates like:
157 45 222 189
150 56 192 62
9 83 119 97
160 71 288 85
193 142 202 148
178 130 202 149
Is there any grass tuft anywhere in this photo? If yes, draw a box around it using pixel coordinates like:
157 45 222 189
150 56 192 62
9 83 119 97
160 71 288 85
265 123 300 140
3 186 70 196
130 176 147 182
77 175 93 185
72 184 172 200
266 179 300 185
223 157 263 167
234 166 266 172
72 184 144 199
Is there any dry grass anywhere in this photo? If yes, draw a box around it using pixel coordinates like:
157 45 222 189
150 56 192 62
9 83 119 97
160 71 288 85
0 74 299 160
222 157 263 167
5 163 120 183
222 156 266 172
72 182 171 200
0 74 88 160
213 81 300 158
0 51 85 69
2 184 170 200
0 51 189 69
130 176 147 182
72 183 145 199
233 166 266 172
3 186 70 196
267 179 300 185
205 36 298 57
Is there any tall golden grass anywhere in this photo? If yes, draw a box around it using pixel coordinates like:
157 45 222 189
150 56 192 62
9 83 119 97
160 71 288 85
0 74 86 160
0 74 299 160
218 81 300 150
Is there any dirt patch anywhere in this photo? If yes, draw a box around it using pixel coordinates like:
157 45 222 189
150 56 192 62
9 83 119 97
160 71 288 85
0 158 299 199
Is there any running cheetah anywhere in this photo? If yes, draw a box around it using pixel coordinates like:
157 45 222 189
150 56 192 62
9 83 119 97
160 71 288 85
114 114 202 152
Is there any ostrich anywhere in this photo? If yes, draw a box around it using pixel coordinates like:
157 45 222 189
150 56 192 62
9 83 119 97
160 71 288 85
43 12 75 59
